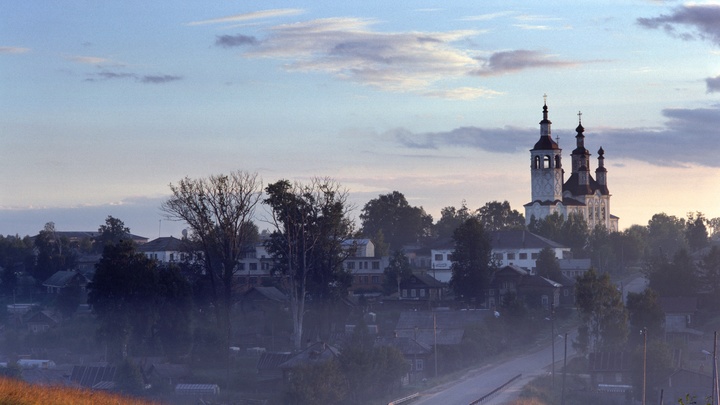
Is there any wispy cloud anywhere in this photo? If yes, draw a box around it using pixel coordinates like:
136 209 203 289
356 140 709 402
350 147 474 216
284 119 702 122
215 34 258 48
471 50 578 76
637 4 720 45
460 11 515 21
85 70 182 84
0 46 30 54
187 9 304 26
392 104 720 168
215 17 582 97
64 55 122 66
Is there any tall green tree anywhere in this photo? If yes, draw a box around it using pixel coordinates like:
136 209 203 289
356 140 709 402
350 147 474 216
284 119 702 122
359 191 432 251
646 213 688 258
32 222 76 284
626 288 664 342
646 248 697 297
96 216 130 251
575 269 628 351
476 200 525 232
686 211 709 252
449 218 493 306
382 250 413 296
264 178 354 349
529 212 588 257
535 247 563 282
434 202 473 240
699 246 720 305
161 170 262 345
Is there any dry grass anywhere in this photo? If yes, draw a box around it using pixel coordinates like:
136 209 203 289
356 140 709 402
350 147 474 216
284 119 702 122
0 377 158 405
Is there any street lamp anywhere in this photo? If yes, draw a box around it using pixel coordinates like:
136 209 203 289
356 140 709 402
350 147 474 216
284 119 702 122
550 303 555 389
641 327 648 405
561 332 568 405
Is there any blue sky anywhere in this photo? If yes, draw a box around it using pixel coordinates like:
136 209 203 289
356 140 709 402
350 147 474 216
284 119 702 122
1 1 720 238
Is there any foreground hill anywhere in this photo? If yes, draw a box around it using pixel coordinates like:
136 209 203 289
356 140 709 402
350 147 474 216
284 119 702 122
0 377 157 405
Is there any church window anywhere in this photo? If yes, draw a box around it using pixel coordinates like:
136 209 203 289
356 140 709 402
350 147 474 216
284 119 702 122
543 155 551 169
555 155 561 168
534 156 540 169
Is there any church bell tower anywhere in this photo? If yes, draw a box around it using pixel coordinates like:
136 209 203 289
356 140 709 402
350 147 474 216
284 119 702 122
530 96 564 203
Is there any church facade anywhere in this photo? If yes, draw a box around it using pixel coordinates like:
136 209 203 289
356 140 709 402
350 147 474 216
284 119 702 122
524 100 619 232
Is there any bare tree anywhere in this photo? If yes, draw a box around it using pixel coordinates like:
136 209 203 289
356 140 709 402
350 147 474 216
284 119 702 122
263 178 354 350
161 171 262 338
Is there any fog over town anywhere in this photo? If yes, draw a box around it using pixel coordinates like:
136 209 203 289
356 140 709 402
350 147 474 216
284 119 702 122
2 2 720 405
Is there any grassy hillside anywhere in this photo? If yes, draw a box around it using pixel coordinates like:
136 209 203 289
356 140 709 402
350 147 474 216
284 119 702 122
0 377 157 405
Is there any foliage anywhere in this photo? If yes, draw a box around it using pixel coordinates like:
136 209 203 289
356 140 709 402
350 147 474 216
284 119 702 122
87 240 192 360
629 339 673 401
0 362 22 379
699 246 720 305
529 212 588 257
161 170 262 343
434 202 473 240
31 222 77 284
535 247 563 282
449 218 493 306
646 213 688 258
359 191 433 251
646 248 697 297
686 211 709 252
55 281 82 318
476 200 526 232
0 235 33 296
115 358 144 394
284 360 348 405
264 178 354 349
575 269 628 351
382 250 413 295
95 215 130 251
0 377 158 405
626 288 664 342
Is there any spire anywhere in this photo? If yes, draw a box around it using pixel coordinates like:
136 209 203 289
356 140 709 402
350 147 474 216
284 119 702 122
533 95 559 150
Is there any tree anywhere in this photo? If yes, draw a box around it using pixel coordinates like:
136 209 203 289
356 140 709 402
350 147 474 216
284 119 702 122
646 213 687 258
434 202 473 240
96 216 130 251
535 247 563 282
359 191 432 251
699 246 720 305
32 222 77 284
529 212 588 257
55 281 82 318
626 288 664 342
161 170 262 342
88 240 160 360
284 360 347 405
575 269 628 351
449 218 493 306
382 250 413 296
476 200 525 232
629 339 673 401
686 211 709 252
646 248 697 297
264 178 354 349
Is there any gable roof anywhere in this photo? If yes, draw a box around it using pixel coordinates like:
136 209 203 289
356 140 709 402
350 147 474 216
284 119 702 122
489 230 566 250
257 352 293 371
279 342 340 369
375 336 431 355
136 236 187 253
588 351 631 372
244 286 289 302
70 364 117 388
42 271 86 288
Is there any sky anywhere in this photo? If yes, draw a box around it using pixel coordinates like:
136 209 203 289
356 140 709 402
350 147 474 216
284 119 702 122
1 1 720 239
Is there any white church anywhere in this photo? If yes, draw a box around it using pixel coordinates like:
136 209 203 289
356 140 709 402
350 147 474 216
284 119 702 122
524 99 619 231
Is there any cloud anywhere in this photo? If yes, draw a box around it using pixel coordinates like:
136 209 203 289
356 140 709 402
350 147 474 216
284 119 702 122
471 50 578 76
392 104 720 168
0 46 30 54
460 11 515 21
65 55 115 65
422 87 504 100
140 74 183 83
637 4 720 45
188 9 304 26
706 75 720 93
215 34 258 48
85 70 182 84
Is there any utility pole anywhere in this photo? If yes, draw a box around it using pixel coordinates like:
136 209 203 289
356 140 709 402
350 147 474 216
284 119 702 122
642 327 648 405
561 332 567 405
551 303 555 389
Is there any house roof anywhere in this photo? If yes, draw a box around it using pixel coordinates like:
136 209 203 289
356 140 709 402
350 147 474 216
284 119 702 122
489 230 566 250
279 342 340 369
42 271 86 288
256 352 293 371
136 236 187 253
243 286 289 303
25 310 60 325
588 351 631 372
410 273 445 288
521 275 562 288
558 259 591 271
70 364 117 388
375 336 431 355
495 265 529 277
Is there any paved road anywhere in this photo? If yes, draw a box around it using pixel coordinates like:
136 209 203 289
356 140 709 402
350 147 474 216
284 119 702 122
412 333 577 405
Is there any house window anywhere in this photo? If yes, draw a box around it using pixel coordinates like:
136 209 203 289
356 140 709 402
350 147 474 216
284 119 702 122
434 254 443 261
261 262 270 271
447 254 453 261
372 261 380 270
347 262 355 270
402 289 408 298
169 253 175 262
531 253 538 260
361 276 368 284
371 275 380 284
541 295 549 308
411 289 417 297
507 253 515 260
494 253 503 261
519 253 528 260
249 263 258 271
420 289 426 297
238 263 245 270
416 359 424 371
615 373 622 383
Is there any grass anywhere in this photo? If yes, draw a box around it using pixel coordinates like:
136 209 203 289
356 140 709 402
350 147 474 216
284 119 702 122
0 377 158 405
